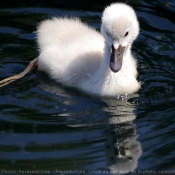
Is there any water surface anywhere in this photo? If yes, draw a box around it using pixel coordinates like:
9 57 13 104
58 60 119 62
0 0 175 174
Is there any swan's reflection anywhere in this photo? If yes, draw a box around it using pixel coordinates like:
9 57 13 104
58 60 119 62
104 114 142 174
38 74 142 174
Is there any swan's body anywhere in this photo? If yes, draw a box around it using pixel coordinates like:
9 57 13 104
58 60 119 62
37 3 140 96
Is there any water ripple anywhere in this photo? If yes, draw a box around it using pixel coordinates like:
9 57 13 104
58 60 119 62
0 0 175 173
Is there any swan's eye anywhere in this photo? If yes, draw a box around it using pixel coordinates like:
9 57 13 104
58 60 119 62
124 31 129 37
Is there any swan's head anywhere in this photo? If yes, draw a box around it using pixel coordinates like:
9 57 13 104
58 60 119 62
101 3 139 72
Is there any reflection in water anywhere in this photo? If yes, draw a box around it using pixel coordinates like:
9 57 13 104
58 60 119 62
38 74 142 174
105 118 142 174
1 0 175 173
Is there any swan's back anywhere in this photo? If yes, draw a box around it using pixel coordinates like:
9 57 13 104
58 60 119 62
37 18 104 85
37 18 103 51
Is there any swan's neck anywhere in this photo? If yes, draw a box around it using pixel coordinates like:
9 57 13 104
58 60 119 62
84 42 138 96
97 42 132 76
95 42 132 81
97 42 111 76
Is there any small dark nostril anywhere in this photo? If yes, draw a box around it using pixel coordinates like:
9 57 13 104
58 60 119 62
128 156 133 160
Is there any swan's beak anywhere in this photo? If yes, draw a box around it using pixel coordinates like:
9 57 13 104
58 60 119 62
110 44 125 73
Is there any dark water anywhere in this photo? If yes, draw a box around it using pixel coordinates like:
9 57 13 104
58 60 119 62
0 0 175 174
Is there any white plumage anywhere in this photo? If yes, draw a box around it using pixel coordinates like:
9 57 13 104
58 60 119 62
37 3 140 96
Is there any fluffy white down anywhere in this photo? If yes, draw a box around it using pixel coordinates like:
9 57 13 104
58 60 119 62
37 3 140 96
